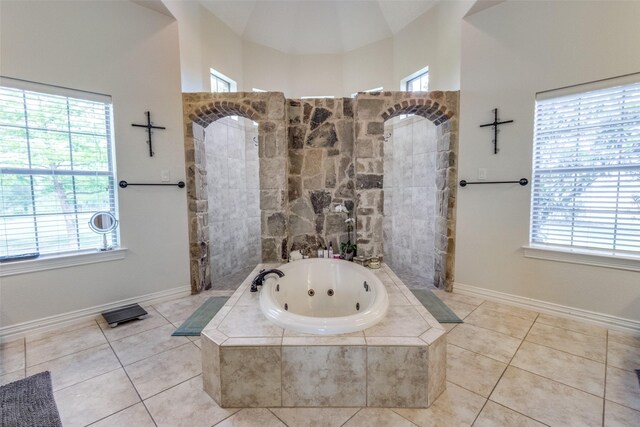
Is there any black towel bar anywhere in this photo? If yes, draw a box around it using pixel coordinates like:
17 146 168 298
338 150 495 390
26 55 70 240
459 178 528 187
119 180 185 189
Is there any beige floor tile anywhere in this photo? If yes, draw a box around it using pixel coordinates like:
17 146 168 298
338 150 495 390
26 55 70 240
446 344 507 398
215 408 286 427
125 343 201 399
526 322 606 363
536 314 607 338
608 329 640 349
394 382 486 426
0 338 24 374
607 339 640 372
54 368 140 427
153 295 210 324
343 408 416 427
0 370 25 386
25 320 98 343
26 323 108 366
447 323 522 363
269 407 360 427
473 400 546 427
491 366 603 427
98 306 170 342
26 343 120 391
145 375 238 426
606 365 640 411
91 403 155 427
111 324 190 365
604 400 640 427
432 290 485 307
511 341 605 397
464 306 534 339
443 323 458 333
480 301 538 321
193 338 202 348
440 299 478 319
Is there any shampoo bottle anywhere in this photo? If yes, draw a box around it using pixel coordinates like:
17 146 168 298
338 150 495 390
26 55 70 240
323 246 329 258
328 242 334 258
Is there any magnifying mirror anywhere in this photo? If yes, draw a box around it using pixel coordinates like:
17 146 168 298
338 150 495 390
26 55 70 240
88 212 118 251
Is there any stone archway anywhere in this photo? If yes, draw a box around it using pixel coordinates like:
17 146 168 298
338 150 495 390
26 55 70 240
182 92 288 293
354 91 459 290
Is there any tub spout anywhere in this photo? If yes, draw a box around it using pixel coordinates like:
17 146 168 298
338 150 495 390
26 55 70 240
250 268 285 292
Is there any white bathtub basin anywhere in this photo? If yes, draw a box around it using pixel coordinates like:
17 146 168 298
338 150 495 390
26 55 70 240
259 258 389 335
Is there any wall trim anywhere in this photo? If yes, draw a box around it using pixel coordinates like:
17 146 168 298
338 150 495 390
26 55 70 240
0 284 191 341
454 281 640 334
0 248 128 277
522 245 640 273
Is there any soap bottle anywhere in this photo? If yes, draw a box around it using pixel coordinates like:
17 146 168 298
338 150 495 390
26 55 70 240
323 246 329 258
317 247 324 258
328 242 334 258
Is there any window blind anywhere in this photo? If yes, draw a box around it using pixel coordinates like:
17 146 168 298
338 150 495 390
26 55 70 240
531 76 640 253
0 78 118 258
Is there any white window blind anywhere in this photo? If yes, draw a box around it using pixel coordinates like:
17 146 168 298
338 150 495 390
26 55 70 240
0 78 118 259
531 76 640 253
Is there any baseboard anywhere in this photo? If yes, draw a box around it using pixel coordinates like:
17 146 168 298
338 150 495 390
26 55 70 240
0 285 191 341
454 282 640 334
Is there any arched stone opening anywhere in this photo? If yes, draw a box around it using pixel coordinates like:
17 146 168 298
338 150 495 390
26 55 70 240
354 91 459 291
182 92 288 293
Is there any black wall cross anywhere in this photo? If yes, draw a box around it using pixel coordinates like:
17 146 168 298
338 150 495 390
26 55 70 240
480 108 514 154
131 111 166 157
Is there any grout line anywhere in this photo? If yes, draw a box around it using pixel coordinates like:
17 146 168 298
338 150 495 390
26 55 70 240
85 402 153 426
339 408 362 427
267 408 288 426
475 401 552 427
389 408 420 426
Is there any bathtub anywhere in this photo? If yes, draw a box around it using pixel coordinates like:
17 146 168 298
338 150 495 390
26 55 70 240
259 258 389 335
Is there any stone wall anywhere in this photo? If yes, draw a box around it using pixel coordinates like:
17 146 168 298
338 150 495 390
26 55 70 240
183 91 459 293
354 91 459 291
286 99 355 256
183 92 287 293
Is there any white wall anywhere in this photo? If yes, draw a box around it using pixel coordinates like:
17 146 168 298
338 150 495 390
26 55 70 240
0 0 189 327
165 1 468 97
457 0 640 321
164 0 244 92
394 1 472 91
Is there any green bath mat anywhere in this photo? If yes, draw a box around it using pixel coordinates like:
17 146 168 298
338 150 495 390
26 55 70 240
172 296 229 336
411 289 463 323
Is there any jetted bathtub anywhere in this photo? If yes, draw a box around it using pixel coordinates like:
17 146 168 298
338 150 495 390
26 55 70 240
259 258 389 335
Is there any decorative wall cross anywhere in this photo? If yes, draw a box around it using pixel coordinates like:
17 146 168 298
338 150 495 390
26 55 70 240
480 108 514 154
131 111 166 157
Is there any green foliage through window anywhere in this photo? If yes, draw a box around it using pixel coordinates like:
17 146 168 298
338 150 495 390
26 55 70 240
0 81 118 258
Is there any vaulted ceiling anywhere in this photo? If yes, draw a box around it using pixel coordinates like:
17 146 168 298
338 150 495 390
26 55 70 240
198 0 440 54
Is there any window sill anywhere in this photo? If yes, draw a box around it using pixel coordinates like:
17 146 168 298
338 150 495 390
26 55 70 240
0 248 128 277
522 245 640 272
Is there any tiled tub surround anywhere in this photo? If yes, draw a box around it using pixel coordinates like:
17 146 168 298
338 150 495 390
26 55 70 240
205 116 261 279
201 263 446 408
383 116 437 286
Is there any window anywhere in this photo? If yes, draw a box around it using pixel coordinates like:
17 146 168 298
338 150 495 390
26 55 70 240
402 67 429 92
0 78 118 260
530 75 640 255
210 68 236 93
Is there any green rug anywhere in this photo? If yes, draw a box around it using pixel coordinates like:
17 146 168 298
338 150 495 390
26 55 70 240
411 289 463 323
172 296 229 336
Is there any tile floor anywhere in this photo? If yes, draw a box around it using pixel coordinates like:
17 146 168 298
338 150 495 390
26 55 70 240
1 285 639 426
